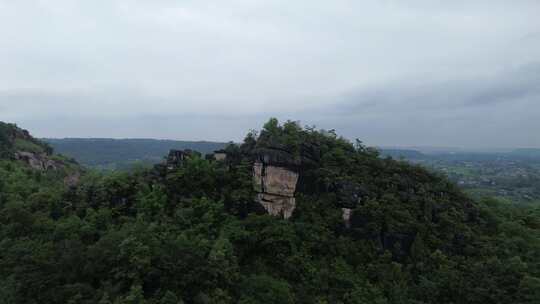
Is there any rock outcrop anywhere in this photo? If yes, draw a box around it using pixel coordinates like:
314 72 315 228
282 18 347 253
15 151 61 171
333 181 365 227
253 150 299 219
13 149 81 187
166 149 196 169
342 208 353 228
213 150 227 161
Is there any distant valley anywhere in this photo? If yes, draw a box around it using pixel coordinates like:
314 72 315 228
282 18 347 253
380 148 540 205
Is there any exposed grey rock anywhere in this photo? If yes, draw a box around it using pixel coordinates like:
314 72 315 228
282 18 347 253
15 151 60 171
166 150 188 169
14 151 81 187
165 149 201 169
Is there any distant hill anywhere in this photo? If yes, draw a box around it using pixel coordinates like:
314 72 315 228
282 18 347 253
44 138 227 170
511 148 540 158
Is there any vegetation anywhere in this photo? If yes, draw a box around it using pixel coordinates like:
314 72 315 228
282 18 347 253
1 122 53 158
0 119 539 303
44 138 227 170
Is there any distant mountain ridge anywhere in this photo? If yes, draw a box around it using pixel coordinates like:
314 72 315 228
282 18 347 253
45 137 540 171
44 138 227 169
511 148 540 158
380 147 540 161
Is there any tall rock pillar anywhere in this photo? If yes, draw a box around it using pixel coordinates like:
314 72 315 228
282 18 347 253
252 151 299 219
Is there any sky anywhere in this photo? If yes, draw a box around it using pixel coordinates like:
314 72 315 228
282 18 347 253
1 0 539 148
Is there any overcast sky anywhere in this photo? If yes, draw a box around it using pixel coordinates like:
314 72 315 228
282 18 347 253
1 0 539 148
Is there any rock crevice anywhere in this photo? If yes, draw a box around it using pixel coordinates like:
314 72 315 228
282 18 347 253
253 151 299 219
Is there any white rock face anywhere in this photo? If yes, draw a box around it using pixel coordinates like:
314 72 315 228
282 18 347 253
253 162 299 196
342 208 353 228
253 161 299 219
214 153 227 161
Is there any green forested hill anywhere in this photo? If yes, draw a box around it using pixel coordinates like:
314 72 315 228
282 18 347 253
44 138 227 170
1 122 53 157
1 119 539 303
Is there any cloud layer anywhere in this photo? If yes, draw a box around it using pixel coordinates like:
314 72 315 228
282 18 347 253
1 1 539 148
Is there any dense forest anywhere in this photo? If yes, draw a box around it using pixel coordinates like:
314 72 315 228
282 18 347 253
1 119 539 303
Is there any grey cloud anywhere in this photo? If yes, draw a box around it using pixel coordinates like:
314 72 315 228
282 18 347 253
337 63 540 113
1 1 540 148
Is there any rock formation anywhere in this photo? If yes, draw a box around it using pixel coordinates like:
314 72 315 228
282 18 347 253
14 151 60 171
213 149 227 161
166 149 192 169
253 150 299 219
13 151 82 187
333 181 365 228
342 208 353 228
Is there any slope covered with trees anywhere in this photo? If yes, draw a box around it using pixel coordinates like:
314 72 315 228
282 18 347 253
0 119 539 303
1 122 53 158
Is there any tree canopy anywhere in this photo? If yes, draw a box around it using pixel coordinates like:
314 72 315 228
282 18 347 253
0 119 539 303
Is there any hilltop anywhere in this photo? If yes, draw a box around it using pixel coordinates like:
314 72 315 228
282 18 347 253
0 119 539 303
0 122 80 176
0 121 53 158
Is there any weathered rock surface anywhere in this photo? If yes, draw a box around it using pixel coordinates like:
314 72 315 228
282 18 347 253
15 151 61 171
253 150 299 219
342 208 353 228
166 149 200 169
14 151 82 187
256 193 296 219
253 163 299 197
166 150 188 168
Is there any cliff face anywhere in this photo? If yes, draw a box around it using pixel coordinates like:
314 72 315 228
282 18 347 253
253 163 298 196
252 150 299 219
